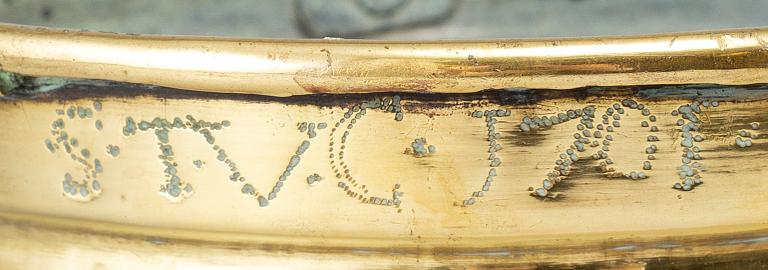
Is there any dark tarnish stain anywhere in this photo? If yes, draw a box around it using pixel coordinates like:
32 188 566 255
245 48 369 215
533 248 768 270
0 80 536 110
4 73 768 111
644 249 768 270
503 128 547 147
637 84 768 100
0 76 543 108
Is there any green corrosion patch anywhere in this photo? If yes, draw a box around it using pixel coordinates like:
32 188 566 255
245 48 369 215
0 70 23 96
0 70 94 96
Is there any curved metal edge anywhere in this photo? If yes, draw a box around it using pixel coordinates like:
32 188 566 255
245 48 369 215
0 23 768 97
2 211 768 269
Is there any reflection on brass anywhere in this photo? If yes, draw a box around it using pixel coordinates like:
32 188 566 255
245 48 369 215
2 23 768 96
2 24 768 269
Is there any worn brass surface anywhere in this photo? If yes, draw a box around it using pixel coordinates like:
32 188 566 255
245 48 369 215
1 23 768 96
2 24 768 269
1 85 768 269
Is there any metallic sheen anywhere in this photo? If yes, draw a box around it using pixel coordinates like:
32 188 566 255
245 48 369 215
1 23 768 96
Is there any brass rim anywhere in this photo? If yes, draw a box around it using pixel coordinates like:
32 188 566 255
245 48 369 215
1 23 767 96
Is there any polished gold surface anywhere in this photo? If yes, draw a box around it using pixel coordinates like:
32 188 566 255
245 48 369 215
2 23 768 269
1 23 768 96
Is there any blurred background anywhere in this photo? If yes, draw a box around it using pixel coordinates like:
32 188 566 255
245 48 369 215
1 0 767 39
